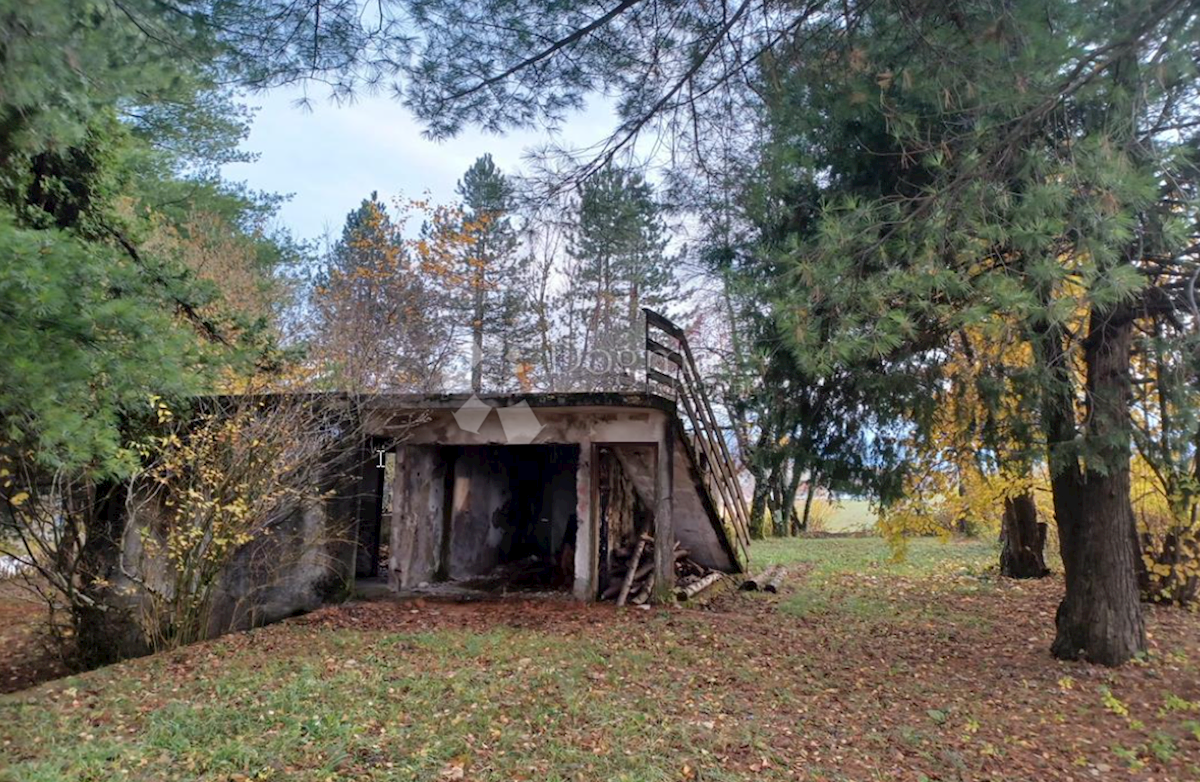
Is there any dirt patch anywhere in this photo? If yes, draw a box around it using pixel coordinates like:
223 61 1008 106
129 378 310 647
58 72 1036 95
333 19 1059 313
297 593 632 634
0 580 69 694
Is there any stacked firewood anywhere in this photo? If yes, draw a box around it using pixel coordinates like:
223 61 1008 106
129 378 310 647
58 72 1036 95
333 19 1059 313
673 544 723 601
602 535 719 605
601 533 656 605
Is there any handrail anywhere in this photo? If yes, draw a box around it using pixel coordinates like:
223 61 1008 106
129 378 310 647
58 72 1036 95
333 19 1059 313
643 309 751 561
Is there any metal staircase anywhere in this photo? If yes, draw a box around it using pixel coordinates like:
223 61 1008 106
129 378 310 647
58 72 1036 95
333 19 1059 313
642 309 751 564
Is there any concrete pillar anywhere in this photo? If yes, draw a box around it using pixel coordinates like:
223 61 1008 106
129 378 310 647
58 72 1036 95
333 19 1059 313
573 441 595 600
653 419 675 602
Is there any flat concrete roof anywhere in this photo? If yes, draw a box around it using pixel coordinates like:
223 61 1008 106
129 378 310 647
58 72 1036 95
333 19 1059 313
361 391 678 413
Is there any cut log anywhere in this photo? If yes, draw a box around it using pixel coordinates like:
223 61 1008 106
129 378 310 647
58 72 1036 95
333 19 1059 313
616 536 649 607
676 572 723 601
740 565 778 591
631 573 655 605
601 580 624 600
763 567 788 594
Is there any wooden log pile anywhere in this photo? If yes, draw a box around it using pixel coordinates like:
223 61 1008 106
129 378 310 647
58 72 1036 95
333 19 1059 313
602 536 720 605
740 564 788 593
673 543 726 601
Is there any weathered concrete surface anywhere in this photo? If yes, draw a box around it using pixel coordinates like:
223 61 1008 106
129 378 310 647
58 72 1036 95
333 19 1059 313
573 441 593 599
373 395 741 600
653 416 675 601
78 460 361 665
208 499 351 634
446 447 513 579
390 445 449 589
388 444 580 589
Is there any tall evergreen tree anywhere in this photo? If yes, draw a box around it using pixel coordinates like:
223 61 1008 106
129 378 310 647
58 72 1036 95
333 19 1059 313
565 166 673 383
446 154 528 392
313 193 445 392
752 0 1198 665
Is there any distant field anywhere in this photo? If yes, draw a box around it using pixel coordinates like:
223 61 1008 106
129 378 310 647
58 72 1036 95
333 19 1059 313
766 497 878 535
819 498 877 533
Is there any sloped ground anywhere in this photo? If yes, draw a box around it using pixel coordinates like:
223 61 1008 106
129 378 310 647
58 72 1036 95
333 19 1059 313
0 580 67 694
3 539 1200 781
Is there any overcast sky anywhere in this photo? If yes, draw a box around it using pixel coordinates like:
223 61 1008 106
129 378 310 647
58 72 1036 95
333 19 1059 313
222 87 617 242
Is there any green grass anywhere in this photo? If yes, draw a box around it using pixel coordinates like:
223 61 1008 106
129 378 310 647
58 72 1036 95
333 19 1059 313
751 537 1001 627
4 537 1198 781
820 499 877 533
750 536 999 579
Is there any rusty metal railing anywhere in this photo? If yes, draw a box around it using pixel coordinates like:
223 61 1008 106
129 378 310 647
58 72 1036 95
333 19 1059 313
643 308 751 561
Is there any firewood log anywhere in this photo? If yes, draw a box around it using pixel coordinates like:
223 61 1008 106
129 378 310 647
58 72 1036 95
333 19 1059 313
631 572 655 605
616 537 649 606
763 566 788 593
740 565 778 591
676 572 723 601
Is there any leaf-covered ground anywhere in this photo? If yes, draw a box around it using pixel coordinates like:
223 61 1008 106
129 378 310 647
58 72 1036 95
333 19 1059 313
3 538 1200 781
0 580 67 695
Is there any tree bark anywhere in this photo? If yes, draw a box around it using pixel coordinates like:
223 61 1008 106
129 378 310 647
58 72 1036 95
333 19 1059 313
748 477 769 539
783 460 803 536
800 475 818 533
1049 307 1146 666
746 429 772 539
999 490 1049 578
769 474 788 537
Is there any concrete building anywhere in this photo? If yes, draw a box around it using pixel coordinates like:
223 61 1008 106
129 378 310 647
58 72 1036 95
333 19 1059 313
354 392 747 603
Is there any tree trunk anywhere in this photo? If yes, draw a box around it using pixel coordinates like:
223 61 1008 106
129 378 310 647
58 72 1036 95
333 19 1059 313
800 477 818 533
748 457 771 540
77 481 151 667
783 461 803 536
748 484 768 539
1050 307 1146 666
769 474 788 537
999 490 1049 578
470 265 486 393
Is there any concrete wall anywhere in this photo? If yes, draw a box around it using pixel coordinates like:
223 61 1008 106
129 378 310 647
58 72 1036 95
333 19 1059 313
74 435 366 664
208 498 353 635
446 447 513 579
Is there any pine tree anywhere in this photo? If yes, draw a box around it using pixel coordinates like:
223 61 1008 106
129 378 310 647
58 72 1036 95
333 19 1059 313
445 154 529 392
565 166 673 384
751 0 1198 665
313 193 445 392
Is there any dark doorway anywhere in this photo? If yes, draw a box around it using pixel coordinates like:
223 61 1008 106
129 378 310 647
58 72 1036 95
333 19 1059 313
355 444 393 579
439 444 579 592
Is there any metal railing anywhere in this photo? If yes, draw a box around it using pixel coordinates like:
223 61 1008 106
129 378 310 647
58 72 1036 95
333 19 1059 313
643 309 751 561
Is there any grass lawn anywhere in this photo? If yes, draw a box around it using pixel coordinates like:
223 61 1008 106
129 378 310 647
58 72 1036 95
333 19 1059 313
4 538 1200 781
817 499 878 534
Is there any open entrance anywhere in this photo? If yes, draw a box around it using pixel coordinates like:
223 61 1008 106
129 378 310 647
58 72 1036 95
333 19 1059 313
355 443 393 581
388 443 580 595
595 445 656 601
